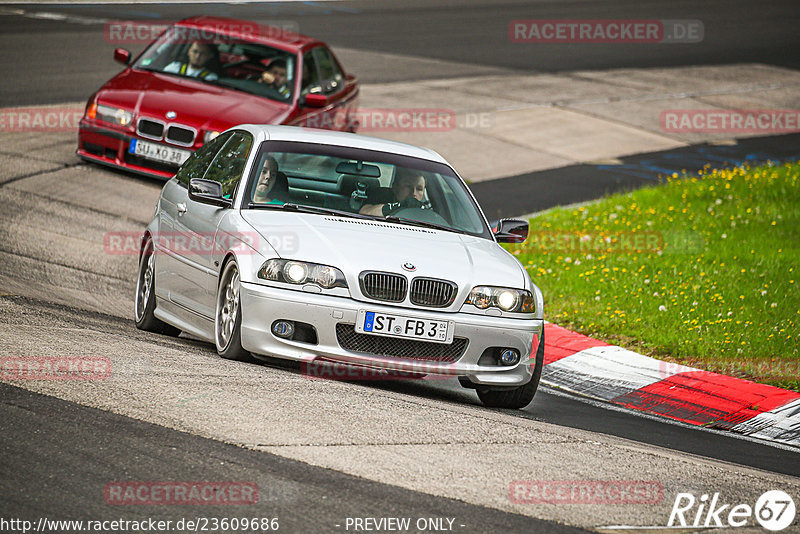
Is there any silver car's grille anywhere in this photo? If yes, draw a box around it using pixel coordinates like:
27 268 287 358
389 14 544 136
137 118 164 139
410 278 457 308
166 124 195 146
360 272 407 302
335 324 467 362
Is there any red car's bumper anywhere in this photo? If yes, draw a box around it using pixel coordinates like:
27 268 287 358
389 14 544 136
77 120 185 180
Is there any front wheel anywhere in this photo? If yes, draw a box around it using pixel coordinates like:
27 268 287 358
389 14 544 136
134 237 181 337
476 330 544 409
215 260 256 362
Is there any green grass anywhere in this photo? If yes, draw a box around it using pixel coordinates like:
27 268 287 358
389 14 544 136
509 161 800 391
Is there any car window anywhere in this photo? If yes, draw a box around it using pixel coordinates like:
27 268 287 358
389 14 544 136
301 51 322 96
313 47 344 95
174 131 234 186
202 131 254 198
132 28 297 102
243 141 491 239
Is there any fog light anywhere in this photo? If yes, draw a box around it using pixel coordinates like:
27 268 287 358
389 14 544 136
272 320 295 339
498 349 520 366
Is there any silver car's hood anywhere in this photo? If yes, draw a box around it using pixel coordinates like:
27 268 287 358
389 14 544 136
240 212 527 291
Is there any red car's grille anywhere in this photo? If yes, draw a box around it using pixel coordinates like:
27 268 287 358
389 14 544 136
137 119 164 139
166 125 195 146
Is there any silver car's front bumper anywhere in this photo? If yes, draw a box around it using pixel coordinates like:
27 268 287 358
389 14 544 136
239 281 542 387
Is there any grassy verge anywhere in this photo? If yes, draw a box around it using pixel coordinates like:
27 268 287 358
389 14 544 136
509 161 799 391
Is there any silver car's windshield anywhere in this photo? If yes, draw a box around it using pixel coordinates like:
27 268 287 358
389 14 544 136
244 141 491 238
132 27 295 102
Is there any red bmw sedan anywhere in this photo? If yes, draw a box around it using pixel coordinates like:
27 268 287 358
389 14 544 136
77 16 359 179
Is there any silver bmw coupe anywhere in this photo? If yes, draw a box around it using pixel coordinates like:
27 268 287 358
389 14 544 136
135 125 544 408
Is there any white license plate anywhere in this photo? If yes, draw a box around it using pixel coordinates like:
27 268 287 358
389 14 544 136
355 310 454 344
129 139 191 165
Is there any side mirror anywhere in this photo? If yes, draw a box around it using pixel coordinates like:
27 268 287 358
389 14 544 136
189 178 230 208
491 219 528 243
114 48 131 65
303 93 328 108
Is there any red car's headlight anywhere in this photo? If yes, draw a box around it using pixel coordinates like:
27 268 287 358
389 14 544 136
92 104 133 127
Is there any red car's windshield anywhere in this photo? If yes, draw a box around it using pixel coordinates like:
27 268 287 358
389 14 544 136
133 26 296 103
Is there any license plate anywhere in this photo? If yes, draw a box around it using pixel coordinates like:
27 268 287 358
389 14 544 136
355 310 454 344
129 139 191 165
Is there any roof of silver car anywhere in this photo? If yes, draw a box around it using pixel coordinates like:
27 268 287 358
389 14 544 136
237 124 450 165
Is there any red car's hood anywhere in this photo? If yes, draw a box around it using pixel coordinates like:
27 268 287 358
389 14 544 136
96 69 291 131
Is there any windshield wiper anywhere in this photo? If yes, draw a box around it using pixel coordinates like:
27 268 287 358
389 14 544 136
384 216 467 235
247 202 373 220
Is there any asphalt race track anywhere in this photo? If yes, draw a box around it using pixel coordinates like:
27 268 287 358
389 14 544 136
1 1 799 533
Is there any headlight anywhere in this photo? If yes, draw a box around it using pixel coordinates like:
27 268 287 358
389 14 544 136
258 259 347 289
466 286 535 313
94 104 133 127
204 130 220 144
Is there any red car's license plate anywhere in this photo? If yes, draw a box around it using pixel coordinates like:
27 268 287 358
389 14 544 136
129 139 191 165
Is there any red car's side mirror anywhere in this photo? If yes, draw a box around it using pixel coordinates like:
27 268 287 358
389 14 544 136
114 48 131 65
304 93 328 108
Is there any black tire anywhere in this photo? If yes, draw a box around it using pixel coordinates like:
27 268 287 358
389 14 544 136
134 237 181 337
476 330 545 409
215 260 257 362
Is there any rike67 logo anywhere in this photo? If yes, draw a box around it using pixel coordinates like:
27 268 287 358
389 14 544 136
668 490 796 531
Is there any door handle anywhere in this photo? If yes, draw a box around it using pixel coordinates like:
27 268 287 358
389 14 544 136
177 202 187 215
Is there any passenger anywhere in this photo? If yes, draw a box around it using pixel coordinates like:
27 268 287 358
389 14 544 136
164 41 220 81
359 169 427 217
259 59 290 98
252 156 287 205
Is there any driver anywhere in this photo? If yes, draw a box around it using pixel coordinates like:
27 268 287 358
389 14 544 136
164 41 219 81
258 59 290 98
360 170 427 217
252 156 285 205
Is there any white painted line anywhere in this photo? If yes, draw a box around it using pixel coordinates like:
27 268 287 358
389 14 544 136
542 345 698 401
730 398 800 446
